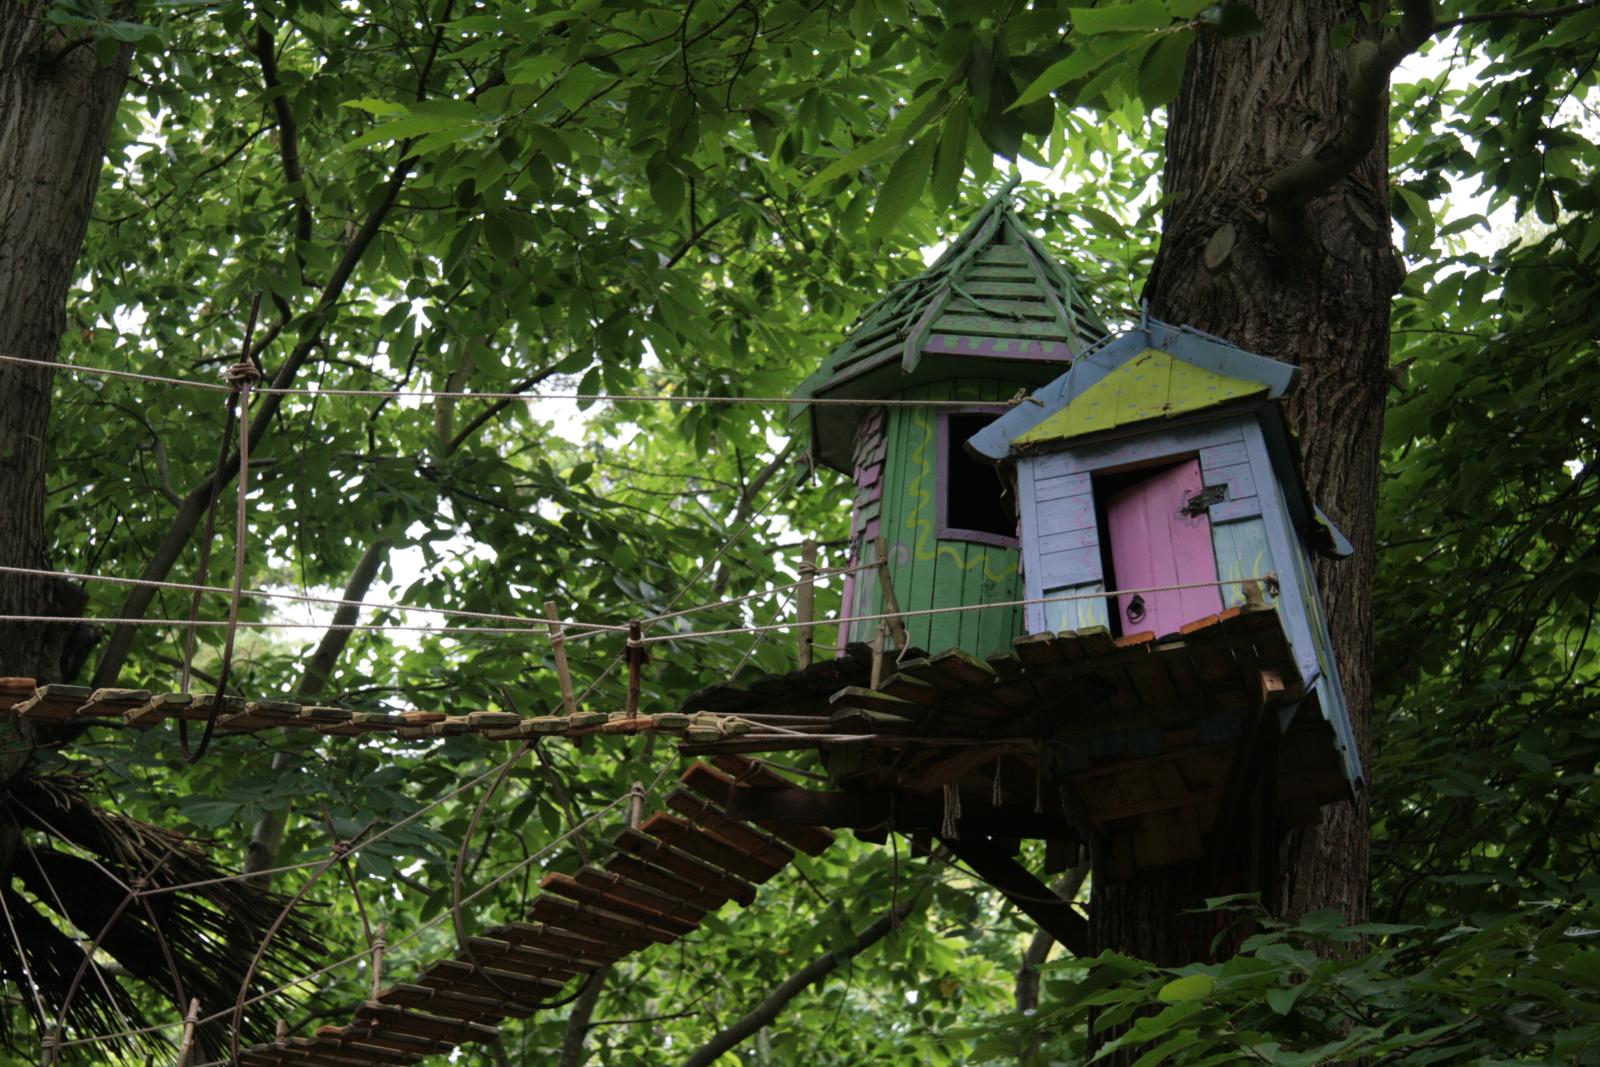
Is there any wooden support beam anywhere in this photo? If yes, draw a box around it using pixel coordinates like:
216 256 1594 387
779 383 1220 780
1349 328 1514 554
796 538 817 669
938 835 1089 957
1207 669 1287 875
544 601 578 716
626 620 644 718
723 786 1077 841
873 535 909 650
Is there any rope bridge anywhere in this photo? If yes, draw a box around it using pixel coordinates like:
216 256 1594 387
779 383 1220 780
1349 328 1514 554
232 756 833 1066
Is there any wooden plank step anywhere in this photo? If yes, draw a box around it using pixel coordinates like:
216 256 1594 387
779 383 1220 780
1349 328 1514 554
460 939 585 983
526 894 668 949
663 790 795 870
76 687 150 718
416 959 565 1003
603 851 738 913
611 827 758 906
681 763 835 856
640 812 784 884
0 677 36 711
219 698 302 732
13 684 92 722
376 982 512 1023
827 686 920 716
486 921 626 965
573 865 709 924
319 1023 449 1060
350 1002 498 1045
539 872 700 936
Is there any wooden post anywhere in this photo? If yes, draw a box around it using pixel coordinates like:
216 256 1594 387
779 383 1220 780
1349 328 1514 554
628 781 645 829
870 623 887 690
543 601 578 716
176 998 200 1067
38 1026 56 1067
370 922 387 1000
796 539 817 669
625 621 643 719
873 535 909 650
275 1018 289 1044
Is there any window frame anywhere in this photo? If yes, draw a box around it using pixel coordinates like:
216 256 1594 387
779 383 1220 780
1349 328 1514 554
936 405 1020 549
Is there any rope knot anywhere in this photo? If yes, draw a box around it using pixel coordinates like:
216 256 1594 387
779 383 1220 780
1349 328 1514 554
223 360 262 390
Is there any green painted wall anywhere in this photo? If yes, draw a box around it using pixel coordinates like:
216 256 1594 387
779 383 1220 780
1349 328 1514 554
842 378 1024 661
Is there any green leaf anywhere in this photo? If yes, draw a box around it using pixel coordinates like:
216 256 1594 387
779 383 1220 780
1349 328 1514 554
646 153 685 218
809 96 947 193
1010 34 1144 110
1070 1 1171 34
1157 974 1216 1002
868 135 937 240
1136 30 1192 107
930 105 968 211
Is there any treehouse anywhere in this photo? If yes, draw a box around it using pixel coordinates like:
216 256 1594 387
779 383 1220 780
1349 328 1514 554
676 203 1366 903
965 317 1362 805
794 190 1104 662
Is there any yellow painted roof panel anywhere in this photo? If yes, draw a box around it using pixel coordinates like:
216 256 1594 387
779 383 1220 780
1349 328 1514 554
1013 348 1269 446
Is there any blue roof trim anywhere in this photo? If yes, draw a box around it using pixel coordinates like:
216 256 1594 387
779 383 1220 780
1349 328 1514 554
965 319 1300 461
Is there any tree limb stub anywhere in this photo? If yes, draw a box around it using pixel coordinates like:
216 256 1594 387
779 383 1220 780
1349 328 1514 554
1259 0 1435 246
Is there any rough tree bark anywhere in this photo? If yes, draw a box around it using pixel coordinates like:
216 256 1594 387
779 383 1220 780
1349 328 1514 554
1088 2 1404 964
0 6 133 761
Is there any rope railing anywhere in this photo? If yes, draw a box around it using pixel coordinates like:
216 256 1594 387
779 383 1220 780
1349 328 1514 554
0 576 1268 646
0 352 1028 409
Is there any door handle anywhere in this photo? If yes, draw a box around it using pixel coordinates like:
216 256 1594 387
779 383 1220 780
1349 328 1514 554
1126 593 1146 623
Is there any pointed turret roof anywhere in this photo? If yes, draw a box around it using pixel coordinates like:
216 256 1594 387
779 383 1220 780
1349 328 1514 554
796 187 1106 473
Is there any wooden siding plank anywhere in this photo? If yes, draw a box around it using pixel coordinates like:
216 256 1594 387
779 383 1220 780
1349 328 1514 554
1032 466 1091 501
1036 492 1096 533
932 314 1070 339
1039 545 1103 588
1239 420 1319 687
1037 525 1099 555
1204 460 1257 502
1208 496 1262 522
1021 419 1246 478
1210 518 1274 609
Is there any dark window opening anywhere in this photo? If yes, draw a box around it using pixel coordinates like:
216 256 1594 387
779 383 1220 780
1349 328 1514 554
942 413 1016 543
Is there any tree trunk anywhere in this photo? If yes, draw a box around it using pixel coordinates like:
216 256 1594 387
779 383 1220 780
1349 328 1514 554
1090 1 1396 963
0 6 132 768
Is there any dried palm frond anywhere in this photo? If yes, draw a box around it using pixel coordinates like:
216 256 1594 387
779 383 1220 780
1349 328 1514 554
1 769 324 1062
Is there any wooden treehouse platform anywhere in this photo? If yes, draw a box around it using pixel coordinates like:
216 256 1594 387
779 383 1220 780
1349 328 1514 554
239 756 834 1066
679 604 1351 880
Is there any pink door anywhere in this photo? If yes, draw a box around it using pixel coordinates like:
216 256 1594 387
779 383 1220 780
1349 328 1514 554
1106 459 1223 637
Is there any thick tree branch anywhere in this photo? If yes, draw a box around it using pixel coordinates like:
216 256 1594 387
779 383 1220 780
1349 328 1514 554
1260 0 1434 244
252 24 312 249
556 965 609 1067
1014 863 1090 1017
242 538 389 874
679 890 922 1067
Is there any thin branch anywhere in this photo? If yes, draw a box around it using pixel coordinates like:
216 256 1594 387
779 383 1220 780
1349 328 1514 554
679 889 924 1067
1441 0 1598 28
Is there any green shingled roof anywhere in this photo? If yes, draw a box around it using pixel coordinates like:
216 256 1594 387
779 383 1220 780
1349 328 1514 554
795 187 1106 473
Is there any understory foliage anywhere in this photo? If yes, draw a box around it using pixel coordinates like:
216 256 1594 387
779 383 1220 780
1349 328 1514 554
3 0 1599 1063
